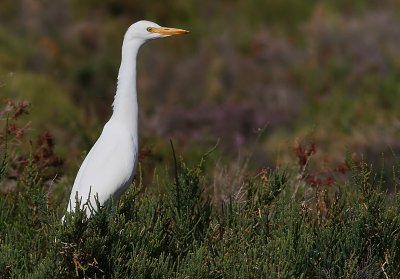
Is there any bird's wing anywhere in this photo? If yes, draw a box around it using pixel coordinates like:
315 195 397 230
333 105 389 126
68 122 137 211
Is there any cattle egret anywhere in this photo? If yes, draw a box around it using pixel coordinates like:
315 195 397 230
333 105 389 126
65 20 189 218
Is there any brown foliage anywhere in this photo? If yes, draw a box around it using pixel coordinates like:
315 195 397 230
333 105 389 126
1 99 64 183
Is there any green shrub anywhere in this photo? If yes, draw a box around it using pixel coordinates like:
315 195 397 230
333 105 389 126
0 138 399 278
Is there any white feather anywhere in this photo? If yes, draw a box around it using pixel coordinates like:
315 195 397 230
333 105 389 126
65 20 188 218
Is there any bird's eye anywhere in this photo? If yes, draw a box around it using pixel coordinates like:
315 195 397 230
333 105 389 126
146 27 153 32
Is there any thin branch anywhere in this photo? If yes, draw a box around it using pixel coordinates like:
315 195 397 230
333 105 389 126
170 139 180 212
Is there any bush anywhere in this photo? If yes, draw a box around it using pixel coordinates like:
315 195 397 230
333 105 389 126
0 140 399 278
0 100 399 278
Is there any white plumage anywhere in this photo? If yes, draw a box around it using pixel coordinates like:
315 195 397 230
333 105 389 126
66 20 189 217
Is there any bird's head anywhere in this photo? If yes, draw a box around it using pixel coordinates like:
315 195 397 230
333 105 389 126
124 20 189 43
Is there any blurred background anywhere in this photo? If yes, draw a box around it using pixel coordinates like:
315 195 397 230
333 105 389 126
2 0 400 190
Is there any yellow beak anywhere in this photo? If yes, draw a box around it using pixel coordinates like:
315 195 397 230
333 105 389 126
150 27 190 35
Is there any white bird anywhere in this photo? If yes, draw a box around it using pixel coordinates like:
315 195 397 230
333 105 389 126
66 20 189 218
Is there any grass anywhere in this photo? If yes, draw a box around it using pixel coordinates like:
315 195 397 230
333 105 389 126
1 1 400 277
0 107 399 278
0 153 399 278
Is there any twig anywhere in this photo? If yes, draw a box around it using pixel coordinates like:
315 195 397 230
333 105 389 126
170 140 180 212
381 252 389 279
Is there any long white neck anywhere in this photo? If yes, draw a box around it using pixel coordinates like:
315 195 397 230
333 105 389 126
112 39 144 135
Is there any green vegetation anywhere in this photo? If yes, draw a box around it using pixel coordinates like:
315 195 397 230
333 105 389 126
1 102 400 278
0 142 399 278
1 1 400 277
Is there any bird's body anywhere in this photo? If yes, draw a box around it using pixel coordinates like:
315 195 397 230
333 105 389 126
66 20 189 217
69 119 138 209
